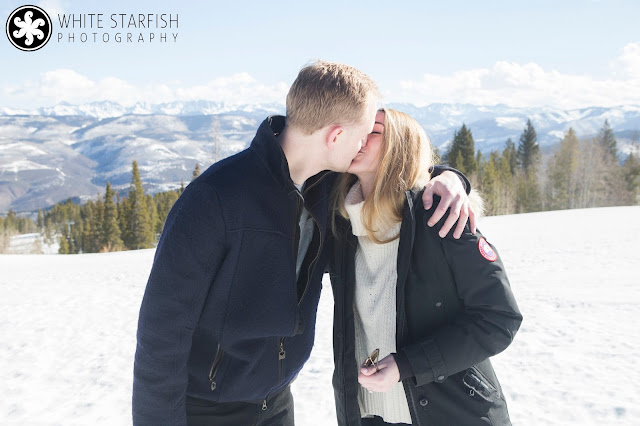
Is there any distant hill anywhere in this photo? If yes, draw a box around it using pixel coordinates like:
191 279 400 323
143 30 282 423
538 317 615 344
1 101 639 212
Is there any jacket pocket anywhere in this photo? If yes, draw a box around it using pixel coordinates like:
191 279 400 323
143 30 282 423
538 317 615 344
462 367 499 402
208 344 225 391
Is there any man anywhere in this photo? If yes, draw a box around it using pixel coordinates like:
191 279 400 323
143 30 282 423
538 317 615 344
133 61 473 425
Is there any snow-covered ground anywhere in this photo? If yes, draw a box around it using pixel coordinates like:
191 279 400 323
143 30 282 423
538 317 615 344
1 206 639 425
3 233 59 254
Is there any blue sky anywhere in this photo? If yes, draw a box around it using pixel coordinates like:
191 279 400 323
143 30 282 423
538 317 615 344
1 0 639 109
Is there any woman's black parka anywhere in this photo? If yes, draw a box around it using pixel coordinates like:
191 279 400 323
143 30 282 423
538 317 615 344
328 190 523 426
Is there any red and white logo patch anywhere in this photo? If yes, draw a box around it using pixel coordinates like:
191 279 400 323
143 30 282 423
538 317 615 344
478 237 497 262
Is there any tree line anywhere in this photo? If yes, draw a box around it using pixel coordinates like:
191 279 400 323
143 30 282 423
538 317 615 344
23 161 200 254
2 119 638 254
443 119 640 215
0 210 39 252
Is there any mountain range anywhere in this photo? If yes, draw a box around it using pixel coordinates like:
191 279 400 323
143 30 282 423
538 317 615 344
1 101 639 212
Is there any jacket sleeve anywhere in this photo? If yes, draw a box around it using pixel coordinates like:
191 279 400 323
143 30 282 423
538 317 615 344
430 165 471 195
132 181 227 425
400 217 522 387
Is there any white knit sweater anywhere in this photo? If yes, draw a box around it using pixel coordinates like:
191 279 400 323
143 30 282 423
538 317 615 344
344 182 412 424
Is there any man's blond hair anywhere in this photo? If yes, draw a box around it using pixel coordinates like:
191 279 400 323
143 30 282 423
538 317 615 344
286 60 379 135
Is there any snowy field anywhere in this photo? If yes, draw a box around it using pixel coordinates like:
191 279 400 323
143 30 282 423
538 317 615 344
2 233 58 255
1 206 639 425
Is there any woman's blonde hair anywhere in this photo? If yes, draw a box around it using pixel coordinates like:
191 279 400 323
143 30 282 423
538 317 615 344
331 108 437 243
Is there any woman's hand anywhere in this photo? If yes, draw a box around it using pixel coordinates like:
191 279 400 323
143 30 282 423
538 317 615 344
358 354 400 393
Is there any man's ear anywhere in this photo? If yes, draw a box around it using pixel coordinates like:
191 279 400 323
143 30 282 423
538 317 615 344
326 125 344 150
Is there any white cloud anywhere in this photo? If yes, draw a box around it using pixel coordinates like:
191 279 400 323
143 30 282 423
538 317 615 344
0 70 289 109
613 42 640 79
174 73 289 104
2 42 639 110
397 42 640 109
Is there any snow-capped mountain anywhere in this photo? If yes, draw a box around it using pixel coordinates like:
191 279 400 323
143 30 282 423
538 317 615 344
1 101 639 212
0 101 286 121
387 103 640 154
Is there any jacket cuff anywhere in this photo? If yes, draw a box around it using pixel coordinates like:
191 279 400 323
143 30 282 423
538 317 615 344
402 340 449 387
430 165 471 195
392 351 415 381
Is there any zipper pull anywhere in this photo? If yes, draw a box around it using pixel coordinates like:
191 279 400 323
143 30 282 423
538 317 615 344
279 340 286 360
262 399 268 411
210 381 216 391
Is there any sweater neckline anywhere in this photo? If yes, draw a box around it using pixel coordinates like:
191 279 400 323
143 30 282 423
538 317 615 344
344 182 401 240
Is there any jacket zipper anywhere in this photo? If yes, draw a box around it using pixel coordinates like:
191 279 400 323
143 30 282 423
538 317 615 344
396 192 415 346
278 336 286 385
396 191 421 425
273 171 327 407
298 212 322 307
208 344 224 391
399 191 420 424
292 191 303 276
293 184 324 307
341 234 352 424
263 337 287 413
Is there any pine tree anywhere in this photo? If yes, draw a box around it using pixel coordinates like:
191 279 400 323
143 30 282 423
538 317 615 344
597 119 618 162
0 217 6 253
593 120 623 206
146 193 159 242
497 148 517 214
102 182 123 251
5 210 17 232
58 226 70 254
118 194 129 246
123 161 154 250
516 172 541 213
517 119 540 174
433 145 441 161
576 138 604 208
154 190 180 234
81 201 97 253
454 151 464 173
547 128 580 210
480 152 499 215
622 153 640 204
445 124 476 175
477 146 518 216
192 163 201 181
503 138 517 176
94 196 105 251
68 221 80 254
475 150 484 171
37 209 44 231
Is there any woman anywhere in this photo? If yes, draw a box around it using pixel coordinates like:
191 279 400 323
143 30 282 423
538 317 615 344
328 108 522 425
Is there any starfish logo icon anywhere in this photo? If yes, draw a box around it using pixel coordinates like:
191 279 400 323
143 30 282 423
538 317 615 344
6 5 52 52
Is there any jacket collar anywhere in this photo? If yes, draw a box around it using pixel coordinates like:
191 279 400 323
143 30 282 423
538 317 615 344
249 115 297 193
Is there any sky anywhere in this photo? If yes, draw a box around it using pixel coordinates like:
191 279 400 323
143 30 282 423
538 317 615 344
1 0 639 110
